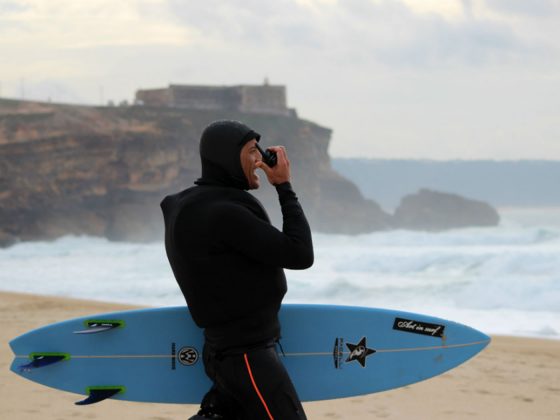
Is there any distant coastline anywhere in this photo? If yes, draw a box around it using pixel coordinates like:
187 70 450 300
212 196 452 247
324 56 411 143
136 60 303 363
333 158 560 211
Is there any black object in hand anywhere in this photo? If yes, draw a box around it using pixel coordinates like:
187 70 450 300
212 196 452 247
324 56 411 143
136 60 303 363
256 143 278 167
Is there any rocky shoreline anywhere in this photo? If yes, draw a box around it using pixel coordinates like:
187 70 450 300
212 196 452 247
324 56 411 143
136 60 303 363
0 98 499 246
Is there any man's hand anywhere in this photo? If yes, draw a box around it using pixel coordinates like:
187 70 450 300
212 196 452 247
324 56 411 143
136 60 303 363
256 146 291 185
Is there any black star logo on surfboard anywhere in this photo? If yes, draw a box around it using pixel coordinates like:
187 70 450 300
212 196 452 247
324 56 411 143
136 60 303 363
345 337 376 367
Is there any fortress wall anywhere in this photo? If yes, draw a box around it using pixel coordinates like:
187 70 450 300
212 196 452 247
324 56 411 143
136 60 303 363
134 84 289 116
135 89 171 107
238 85 289 115
169 85 240 111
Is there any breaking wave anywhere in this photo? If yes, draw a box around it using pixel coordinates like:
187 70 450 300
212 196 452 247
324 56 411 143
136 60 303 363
1 209 559 339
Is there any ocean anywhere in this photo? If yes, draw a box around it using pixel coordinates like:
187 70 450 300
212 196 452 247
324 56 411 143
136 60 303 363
1 208 559 340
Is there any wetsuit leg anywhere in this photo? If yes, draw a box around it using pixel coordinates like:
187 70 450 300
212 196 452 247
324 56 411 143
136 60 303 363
198 346 242 419
203 343 306 420
192 385 239 419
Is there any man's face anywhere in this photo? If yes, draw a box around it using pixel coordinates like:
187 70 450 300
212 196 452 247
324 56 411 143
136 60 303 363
240 139 262 189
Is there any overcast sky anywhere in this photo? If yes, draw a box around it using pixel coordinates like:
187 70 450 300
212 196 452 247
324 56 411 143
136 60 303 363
1 0 559 159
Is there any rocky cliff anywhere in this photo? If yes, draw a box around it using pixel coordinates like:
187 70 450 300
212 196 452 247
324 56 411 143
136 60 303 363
0 98 391 246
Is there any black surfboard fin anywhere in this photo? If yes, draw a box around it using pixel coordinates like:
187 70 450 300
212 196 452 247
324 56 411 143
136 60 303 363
75 386 125 405
73 320 124 334
19 353 70 372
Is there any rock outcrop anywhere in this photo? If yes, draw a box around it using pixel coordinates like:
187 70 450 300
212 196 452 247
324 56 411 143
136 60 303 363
0 98 390 245
393 189 500 231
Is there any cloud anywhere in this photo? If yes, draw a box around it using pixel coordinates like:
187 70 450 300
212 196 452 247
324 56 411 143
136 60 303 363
373 16 523 68
167 0 324 49
485 0 560 17
0 0 28 13
0 0 191 49
166 0 540 70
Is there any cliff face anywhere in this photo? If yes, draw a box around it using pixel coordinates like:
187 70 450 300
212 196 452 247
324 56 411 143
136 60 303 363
0 99 390 245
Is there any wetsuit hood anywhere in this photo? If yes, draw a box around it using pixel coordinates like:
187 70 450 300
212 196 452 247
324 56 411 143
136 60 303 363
195 120 261 190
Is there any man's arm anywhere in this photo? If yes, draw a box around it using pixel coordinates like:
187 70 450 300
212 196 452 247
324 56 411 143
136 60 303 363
217 187 313 269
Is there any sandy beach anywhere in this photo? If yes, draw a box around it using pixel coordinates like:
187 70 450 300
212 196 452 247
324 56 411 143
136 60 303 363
1 291 559 419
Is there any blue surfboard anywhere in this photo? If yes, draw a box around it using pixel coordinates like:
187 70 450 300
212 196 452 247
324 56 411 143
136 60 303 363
9 304 490 404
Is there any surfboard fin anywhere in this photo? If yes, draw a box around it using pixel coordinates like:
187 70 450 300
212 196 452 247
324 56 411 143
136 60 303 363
73 320 124 334
75 386 125 405
19 353 70 372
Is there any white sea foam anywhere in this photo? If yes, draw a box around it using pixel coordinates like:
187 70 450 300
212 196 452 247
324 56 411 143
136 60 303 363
1 208 559 339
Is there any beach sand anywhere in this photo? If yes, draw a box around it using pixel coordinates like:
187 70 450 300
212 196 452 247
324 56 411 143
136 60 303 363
1 291 559 419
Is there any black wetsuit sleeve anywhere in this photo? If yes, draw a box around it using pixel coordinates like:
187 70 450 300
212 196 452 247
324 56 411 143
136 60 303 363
217 182 313 269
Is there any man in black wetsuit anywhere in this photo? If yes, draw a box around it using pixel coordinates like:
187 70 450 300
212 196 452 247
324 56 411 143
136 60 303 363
161 120 313 419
